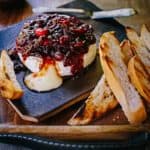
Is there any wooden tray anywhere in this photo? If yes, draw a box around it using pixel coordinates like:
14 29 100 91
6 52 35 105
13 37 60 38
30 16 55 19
0 0 149 141
0 99 150 140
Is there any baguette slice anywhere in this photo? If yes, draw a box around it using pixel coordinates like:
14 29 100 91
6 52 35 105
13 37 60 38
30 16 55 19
141 24 150 50
120 39 135 65
1 50 23 99
126 27 150 75
99 31 147 124
68 75 118 125
128 55 150 103
0 58 14 99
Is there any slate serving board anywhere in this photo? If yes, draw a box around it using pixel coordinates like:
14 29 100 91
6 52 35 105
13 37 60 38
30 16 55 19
0 0 126 122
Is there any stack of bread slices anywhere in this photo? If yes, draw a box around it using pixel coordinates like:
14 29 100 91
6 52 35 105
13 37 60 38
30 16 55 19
68 25 150 125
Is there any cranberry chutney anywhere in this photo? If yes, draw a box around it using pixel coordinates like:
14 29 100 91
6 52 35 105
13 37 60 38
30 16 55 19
16 14 96 75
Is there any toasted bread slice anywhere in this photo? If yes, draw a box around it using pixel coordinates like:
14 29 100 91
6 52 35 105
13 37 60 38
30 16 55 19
128 55 150 103
0 57 15 99
1 50 23 99
68 75 118 125
99 32 147 124
141 24 150 50
120 39 135 65
126 27 150 75
0 58 5 79
0 78 15 99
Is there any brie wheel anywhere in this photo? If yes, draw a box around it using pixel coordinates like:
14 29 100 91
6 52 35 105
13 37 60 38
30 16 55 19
18 43 96 76
56 43 97 76
18 53 43 73
83 43 97 68
20 43 96 91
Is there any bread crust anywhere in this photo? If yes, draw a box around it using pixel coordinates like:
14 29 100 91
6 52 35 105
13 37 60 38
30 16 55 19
128 55 150 103
0 78 14 99
141 24 150 50
120 39 135 65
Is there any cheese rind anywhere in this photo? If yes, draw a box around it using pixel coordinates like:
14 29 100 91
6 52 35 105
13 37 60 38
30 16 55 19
18 53 43 73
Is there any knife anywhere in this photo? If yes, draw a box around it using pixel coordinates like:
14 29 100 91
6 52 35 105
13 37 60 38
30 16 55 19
32 7 136 19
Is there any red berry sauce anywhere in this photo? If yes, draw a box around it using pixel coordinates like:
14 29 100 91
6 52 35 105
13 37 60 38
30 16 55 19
16 14 96 75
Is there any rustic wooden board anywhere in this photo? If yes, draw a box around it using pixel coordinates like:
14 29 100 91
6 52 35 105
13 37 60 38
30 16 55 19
0 98 149 140
0 125 150 140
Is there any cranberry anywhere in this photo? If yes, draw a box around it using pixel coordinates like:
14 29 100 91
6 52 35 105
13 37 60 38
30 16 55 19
64 58 72 66
70 55 83 75
35 28 48 36
71 65 82 75
72 27 86 34
59 35 69 44
54 51 64 61
36 20 45 27
74 41 84 48
42 56 54 67
70 16 81 25
59 18 69 25
42 39 52 46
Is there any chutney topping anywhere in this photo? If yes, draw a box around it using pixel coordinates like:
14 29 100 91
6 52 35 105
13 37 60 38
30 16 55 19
15 14 96 75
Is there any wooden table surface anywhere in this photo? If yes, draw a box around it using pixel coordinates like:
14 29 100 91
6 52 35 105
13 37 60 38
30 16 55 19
0 0 150 30
0 0 149 149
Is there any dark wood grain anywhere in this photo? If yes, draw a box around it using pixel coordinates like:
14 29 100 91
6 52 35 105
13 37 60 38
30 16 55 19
0 0 149 29
0 0 32 27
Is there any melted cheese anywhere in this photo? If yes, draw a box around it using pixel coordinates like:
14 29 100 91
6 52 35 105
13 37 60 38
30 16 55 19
19 43 96 91
24 64 62 92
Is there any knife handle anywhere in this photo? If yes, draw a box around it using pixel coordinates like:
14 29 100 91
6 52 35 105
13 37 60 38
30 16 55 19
92 8 136 19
